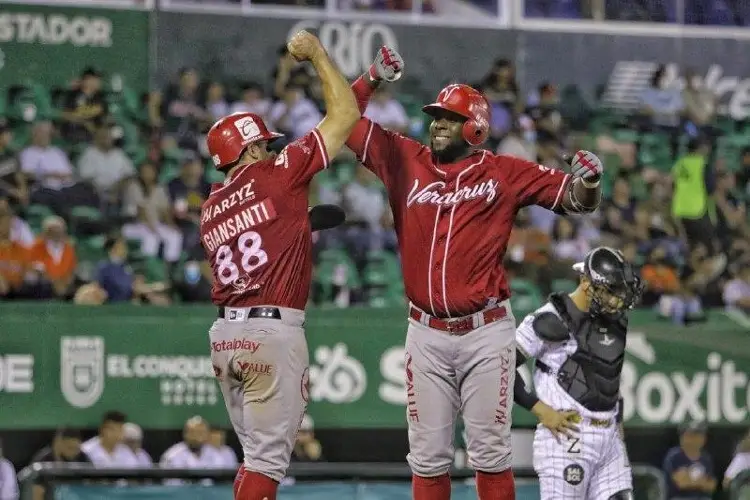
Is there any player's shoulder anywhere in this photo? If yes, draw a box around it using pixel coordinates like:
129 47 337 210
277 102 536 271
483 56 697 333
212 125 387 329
527 303 569 342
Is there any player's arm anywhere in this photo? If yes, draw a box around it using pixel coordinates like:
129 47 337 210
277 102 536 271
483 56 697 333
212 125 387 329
504 152 601 214
351 46 404 114
288 31 360 161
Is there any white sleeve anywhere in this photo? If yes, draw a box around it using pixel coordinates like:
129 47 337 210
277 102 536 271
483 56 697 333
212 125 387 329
516 313 545 358
0 461 18 500
724 453 750 481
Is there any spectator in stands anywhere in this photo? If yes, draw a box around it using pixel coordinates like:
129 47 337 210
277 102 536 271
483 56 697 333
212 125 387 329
77 234 169 305
77 122 135 209
208 427 238 468
724 429 750 490
160 416 222 469
161 68 208 150
601 174 637 241
204 81 229 121
122 162 183 269
535 129 564 170
715 171 749 245
0 197 34 247
506 208 551 286
682 68 717 138
738 147 750 196
122 423 153 468
671 137 727 279
291 414 324 462
363 86 409 134
20 121 99 218
272 44 315 102
496 115 536 162
551 217 590 264
29 428 92 500
0 213 30 300
61 67 107 143
172 243 212 303
82 410 139 468
638 64 683 137
641 245 681 303
229 82 271 119
0 437 18 500
0 120 28 207
340 164 394 263
526 82 563 136
723 263 750 313
29 216 77 300
268 82 322 141
168 152 210 256
480 59 521 145
662 421 716 500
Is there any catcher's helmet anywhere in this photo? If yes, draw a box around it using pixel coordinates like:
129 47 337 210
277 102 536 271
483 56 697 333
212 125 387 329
206 112 283 169
573 246 644 318
422 84 490 146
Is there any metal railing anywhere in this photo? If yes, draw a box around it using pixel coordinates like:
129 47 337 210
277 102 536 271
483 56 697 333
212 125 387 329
17 462 666 500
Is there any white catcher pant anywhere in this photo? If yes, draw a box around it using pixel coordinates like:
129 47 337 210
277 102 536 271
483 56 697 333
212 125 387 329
122 222 183 262
208 307 309 482
533 421 632 499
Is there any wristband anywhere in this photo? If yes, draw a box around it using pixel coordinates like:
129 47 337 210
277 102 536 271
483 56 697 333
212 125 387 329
581 177 601 189
367 64 381 83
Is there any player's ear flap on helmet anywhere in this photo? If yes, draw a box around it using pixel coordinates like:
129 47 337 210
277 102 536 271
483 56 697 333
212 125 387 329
532 312 569 342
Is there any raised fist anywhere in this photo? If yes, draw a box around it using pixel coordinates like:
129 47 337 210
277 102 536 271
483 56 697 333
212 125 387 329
368 46 404 83
287 30 324 63
568 150 603 185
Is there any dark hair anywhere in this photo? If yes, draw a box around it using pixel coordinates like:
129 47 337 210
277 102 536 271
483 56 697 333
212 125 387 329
241 81 263 93
102 411 127 425
687 136 710 153
551 217 576 241
650 64 667 88
55 427 83 440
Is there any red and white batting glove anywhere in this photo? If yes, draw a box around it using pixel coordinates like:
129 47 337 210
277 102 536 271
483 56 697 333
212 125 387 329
368 46 404 83
569 150 603 187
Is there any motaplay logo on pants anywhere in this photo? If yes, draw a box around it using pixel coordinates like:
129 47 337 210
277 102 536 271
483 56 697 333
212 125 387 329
211 339 262 353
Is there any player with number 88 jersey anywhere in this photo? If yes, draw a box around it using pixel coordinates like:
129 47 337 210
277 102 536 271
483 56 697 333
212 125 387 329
201 30 360 500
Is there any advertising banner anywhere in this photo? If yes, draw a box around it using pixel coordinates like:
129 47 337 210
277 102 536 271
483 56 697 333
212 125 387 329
1 304 748 430
152 13 515 95
0 3 149 91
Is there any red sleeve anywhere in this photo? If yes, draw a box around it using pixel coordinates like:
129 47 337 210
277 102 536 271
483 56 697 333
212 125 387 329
503 156 571 211
352 75 375 115
276 128 329 188
346 117 397 183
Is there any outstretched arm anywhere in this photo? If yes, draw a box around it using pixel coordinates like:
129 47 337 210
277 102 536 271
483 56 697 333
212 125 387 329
351 46 404 114
287 30 360 160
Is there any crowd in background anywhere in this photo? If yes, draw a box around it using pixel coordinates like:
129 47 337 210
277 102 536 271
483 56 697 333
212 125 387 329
0 50 749 324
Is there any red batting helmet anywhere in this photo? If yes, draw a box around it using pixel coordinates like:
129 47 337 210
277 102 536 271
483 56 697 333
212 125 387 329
206 112 283 169
422 84 490 146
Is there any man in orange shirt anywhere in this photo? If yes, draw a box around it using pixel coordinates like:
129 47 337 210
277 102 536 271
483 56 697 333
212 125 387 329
0 213 29 298
29 216 77 298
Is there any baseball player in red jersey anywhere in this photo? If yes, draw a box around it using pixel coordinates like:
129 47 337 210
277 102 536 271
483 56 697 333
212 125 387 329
200 30 360 500
348 48 605 500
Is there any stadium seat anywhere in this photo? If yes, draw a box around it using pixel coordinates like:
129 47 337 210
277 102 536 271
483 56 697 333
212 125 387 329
138 256 168 283
612 129 639 144
315 249 361 291
510 278 544 314
551 278 577 294
69 206 105 236
24 204 55 232
638 133 673 171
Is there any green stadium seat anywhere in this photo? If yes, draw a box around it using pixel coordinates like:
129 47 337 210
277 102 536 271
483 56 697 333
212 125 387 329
716 134 750 172
611 129 639 145
315 249 361 290
139 257 168 283
26 81 58 120
638 133 673 171
205 162 225 184
551 279 577 294
24 204 54 231
76 235 107 262
510 278 543 315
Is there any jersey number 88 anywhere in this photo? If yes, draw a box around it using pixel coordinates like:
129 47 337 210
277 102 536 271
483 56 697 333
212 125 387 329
215 231 268 285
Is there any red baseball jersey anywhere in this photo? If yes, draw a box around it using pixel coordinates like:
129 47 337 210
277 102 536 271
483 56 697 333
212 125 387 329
200 128 329 309
347 118 571 318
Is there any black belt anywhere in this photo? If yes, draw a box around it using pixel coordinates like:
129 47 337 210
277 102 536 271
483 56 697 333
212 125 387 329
218 306 282 320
